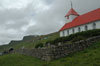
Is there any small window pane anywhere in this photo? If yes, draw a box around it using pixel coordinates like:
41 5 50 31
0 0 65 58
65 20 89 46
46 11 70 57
63 31 65 36
93 23 96 29
67 30 69 35
72 29 74 33
78 27 81 32
85 25 88 31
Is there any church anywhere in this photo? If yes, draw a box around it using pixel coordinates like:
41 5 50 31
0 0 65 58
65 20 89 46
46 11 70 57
59 3 100 37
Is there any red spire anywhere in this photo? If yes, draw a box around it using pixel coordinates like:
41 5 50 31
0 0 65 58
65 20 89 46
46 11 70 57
65 8 79 18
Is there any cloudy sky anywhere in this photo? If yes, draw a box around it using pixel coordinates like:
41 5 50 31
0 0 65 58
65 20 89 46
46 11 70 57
0 0 99 45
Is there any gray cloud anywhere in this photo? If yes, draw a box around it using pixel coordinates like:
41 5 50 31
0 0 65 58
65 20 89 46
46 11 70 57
0 0 99 45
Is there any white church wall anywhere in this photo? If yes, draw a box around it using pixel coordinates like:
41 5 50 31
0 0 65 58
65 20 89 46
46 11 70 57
68 15 77 22
60 20 100 37
69 29 72 35
60 30 68 37
64 30 67 36
87 23 93 30
74 27 79 33
80 25 85 31
60 31 63 37
96 20 100 29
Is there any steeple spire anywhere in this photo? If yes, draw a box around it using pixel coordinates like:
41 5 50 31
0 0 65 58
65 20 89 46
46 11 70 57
64 0 79 22
65 0 79 17
71 0 73 8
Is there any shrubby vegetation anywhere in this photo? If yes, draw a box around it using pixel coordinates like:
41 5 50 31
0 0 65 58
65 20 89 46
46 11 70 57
35 43 43 48
45 29 100 45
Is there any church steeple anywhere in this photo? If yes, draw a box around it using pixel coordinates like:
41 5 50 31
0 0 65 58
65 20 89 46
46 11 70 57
65 1 79 22
71 1 73 8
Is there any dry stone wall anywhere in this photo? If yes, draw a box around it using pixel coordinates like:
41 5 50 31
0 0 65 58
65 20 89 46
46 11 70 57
13 36 100 61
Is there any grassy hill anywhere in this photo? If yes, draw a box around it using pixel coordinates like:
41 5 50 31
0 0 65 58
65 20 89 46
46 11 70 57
0 41 100 66
0 32 59 52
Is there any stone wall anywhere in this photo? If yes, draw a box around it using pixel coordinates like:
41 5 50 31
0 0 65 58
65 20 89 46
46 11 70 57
13 36 100 61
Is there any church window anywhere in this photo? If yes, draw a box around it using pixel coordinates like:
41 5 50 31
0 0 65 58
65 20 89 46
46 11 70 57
85 25 88 31
67 30 69 35
72 28 75 33
62 31 65 36
93 23 96 29
78 27 81 32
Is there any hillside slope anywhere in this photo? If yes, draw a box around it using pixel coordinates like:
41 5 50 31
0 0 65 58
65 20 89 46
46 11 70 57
0 32 59 52
0 41 100 66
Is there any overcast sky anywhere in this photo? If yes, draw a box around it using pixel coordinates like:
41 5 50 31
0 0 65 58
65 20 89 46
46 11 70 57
0 0 99 45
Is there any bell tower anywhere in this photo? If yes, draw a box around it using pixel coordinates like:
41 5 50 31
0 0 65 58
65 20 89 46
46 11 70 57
65 1 79 23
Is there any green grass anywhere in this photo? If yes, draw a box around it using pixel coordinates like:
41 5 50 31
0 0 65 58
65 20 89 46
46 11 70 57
0 32 59 51
0 54 47 66
0 41 100 66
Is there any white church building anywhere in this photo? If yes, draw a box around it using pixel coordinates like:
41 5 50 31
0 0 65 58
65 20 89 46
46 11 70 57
59 5 100 37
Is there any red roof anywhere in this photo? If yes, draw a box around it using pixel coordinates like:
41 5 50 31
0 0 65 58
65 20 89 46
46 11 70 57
60 8 100 31
65 8 79 17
